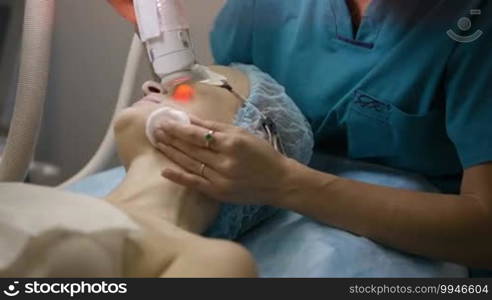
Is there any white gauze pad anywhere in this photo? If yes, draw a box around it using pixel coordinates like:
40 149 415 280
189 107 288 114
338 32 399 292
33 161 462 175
145 107 191 147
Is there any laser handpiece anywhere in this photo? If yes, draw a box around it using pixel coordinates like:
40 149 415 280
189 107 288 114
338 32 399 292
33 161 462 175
133 0 196 91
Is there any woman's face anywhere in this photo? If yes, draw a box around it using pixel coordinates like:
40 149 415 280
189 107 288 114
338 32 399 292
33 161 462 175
113 82 240 167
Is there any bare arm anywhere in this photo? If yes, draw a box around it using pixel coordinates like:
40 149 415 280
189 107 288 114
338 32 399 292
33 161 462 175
154 104 492 268
278 160 492 268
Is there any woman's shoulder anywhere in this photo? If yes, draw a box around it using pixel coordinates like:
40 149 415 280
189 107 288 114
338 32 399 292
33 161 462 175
208 65 250 97
163 237 257 277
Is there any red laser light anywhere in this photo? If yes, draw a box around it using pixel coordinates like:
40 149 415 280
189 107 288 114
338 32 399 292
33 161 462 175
172 84 195 102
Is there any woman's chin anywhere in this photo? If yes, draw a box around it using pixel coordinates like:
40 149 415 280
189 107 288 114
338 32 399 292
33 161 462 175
113 110 135 137
113 108 151 164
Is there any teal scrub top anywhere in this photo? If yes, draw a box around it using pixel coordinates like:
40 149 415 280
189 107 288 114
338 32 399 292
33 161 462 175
211 0 492 193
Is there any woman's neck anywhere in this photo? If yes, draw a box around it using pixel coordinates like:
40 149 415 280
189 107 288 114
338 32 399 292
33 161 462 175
104 151 219 234
347 0 373 29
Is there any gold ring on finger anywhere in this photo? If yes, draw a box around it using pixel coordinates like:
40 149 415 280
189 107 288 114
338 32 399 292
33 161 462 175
199 163 206 177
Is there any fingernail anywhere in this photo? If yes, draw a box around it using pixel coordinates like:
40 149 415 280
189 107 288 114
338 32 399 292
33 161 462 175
161 168 172 177
159 121 170 129
160 120 177 129
155 130 166 139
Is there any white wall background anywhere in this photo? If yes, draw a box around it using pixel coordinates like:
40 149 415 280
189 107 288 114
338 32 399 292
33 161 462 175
35 0 226 182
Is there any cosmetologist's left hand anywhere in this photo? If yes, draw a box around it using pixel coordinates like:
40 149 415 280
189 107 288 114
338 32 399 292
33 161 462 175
154 116 292 205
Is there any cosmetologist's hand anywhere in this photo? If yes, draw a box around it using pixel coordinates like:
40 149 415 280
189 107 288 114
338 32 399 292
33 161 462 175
154 116 293 205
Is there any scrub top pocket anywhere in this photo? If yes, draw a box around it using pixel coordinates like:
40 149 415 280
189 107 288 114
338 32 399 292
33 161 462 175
346 91 394 158
387 102 460 175
345 90 459 175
